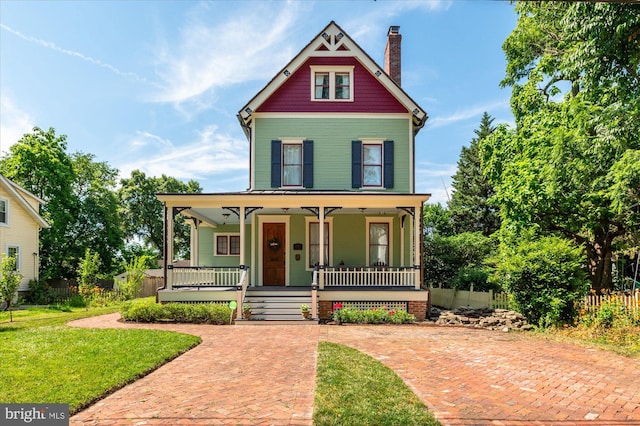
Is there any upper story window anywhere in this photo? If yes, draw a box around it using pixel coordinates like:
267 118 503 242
352 140 394 189
0 199 7 225
283 143 303 186
363 144 383 187
310 66 354 101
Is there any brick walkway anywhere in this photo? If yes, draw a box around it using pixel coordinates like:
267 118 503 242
69 315 640 425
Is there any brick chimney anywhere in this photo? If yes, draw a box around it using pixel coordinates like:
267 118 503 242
384 25 401 86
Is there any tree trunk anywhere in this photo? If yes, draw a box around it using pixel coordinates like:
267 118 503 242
585 231 614 292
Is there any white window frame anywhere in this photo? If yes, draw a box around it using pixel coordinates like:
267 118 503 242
0 197 9 226
305 216 333 271
6 244 21 272
281 139 304 188
365 217 393 267
214 233 241 257
361 139 385 189
310 66 354 102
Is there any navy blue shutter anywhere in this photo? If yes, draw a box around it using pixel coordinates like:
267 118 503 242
303 140 314 188
383 140 394 189
271 140 282 188
352 140 362 188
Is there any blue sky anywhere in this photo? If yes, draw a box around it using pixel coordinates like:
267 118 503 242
0 0 516 205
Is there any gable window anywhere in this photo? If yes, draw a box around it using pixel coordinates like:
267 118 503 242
306 217 333 269
6 245 20 272
216 234 240 256
310 66 354 101
352 140 394 189
271 139 314 188
0 199 7 225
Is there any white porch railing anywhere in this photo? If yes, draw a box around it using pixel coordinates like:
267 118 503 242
318 266 421 289
168 266 243 289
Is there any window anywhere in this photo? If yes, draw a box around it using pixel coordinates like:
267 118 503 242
216 235 240 256
363 144 382 187
283 144 302 186
305 217 332 270
0 199 7 225
352 140 394 189
7 245 20 271
369 223 389 266
271 140 314 188
310 66 354 101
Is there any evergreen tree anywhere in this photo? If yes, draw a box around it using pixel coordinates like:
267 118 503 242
448 112 500 236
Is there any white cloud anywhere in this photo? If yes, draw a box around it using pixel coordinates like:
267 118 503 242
119 126 249 184
415 161 456 205
427 99 510 129
0 23 155 86
0 96 34 155
151 3 302 105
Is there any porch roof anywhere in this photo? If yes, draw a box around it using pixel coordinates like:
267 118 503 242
157 190 430 226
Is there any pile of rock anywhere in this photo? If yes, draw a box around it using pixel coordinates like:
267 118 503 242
429 306 534 332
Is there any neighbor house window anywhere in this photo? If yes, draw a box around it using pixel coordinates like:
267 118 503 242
7 245 20 271
216 234 240 256
0 199 7 225
310 66 354 101
283 143 302 186
306 217 333 270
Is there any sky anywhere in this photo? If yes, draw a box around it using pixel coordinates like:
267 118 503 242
0 0 517 205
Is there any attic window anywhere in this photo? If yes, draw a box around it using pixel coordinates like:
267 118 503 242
310 66 354 102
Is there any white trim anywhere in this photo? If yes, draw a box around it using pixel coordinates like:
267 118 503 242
362 141 385 189
257 215 290 286
365 217 394 267
0 197 9 227
310 65 354 102
6 244 21 272
281 139 304 189
254 112 411 120
304 216 334 271
214 233 241 257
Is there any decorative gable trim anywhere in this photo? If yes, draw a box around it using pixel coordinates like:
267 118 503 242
238 21 427 133
0 175 49 229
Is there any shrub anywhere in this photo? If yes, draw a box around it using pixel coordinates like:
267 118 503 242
121 298 232 324
332 306 415 324
25 279 57 305
493 236 589 328
119 255 151 300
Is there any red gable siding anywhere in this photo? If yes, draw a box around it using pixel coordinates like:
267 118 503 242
256 57 408 113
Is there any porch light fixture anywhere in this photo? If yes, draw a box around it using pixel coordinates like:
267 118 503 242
282 208 289 213
222 213 230 224
359 208 366 213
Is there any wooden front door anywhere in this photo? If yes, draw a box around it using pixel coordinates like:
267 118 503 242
263 223 286 286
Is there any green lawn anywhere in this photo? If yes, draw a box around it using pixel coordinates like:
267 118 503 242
314 342 440 426
0 305 201 414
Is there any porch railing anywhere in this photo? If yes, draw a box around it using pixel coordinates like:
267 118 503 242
168 266 244 289
317 266 421 290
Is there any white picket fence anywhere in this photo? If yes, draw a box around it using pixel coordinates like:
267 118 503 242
430 286 510 310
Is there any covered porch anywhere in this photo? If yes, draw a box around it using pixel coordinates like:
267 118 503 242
156 191 430 320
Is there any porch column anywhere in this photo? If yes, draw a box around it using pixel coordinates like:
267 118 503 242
318 205 325 266
168 209 175 266
239 206 246 267
190 219 199 266
414 202 422 289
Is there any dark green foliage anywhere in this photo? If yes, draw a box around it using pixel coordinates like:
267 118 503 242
332 307 415 324
424 232 496 290
423 203 453 236
118 170 202 258
451 266 500 293
120 299 232 324
25 279 57 305
449 112 500 236
492 235 589 328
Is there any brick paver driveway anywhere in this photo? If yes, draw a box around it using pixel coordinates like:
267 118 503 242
70 315 640 425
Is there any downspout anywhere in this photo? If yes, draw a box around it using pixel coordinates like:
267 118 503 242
157 202 168 302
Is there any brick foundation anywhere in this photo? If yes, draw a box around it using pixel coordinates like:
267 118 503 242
319 300 333 320
408 301 427 321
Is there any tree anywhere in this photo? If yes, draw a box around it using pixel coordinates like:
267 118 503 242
77 248 101 309
448 112 500 236
0 127 78 279
119 255 152 300
118 170 202 259
0 254 23 321
481 2 640 291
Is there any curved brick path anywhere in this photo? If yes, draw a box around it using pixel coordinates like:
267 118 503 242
69 314 640 425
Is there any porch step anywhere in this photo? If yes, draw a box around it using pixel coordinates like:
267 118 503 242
243 288 315 322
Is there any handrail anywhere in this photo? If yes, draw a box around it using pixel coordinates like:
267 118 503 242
236 266 250 320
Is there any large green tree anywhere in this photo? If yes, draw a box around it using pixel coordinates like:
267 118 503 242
118 170 202 259
449 112 500 236
482 2 640 291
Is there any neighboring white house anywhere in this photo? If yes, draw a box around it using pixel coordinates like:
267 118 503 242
0 174 49 291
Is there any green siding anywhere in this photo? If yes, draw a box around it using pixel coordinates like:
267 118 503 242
198 225 250 267
254 117 411 191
